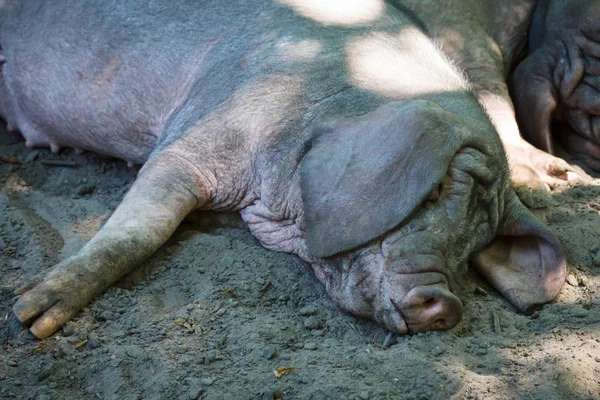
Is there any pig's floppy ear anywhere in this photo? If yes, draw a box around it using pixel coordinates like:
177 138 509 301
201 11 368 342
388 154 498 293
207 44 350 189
300 100 464 258
473 194 566 313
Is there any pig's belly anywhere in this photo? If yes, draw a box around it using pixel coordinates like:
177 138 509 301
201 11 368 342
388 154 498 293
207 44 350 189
4 65 163 164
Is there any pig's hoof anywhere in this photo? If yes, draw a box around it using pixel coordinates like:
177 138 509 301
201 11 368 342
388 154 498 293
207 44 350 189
12 258 99 339
508 145 576 207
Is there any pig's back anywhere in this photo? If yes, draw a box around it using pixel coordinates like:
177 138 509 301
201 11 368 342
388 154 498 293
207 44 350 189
0 0 275 161
0 0 415 162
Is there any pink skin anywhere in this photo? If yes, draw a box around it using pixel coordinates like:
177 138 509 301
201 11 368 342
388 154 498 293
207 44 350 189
5 0 566 339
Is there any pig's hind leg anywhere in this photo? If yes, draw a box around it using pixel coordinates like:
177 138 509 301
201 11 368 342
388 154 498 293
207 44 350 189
13 151 209 339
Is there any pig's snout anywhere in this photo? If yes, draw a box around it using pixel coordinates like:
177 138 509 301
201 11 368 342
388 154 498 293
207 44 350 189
401 285 463 333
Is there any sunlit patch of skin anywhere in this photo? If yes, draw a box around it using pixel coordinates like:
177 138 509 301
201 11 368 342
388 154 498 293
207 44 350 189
276 0 384 26
345 27 466 97
277 39 323 63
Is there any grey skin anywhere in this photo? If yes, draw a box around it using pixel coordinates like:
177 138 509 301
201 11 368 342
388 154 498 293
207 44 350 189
512 0 600 171
401 0 599 196
2 0 565 339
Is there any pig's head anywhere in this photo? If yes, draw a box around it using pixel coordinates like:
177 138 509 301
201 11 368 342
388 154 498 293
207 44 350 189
300 99 566 334
511 0 600 170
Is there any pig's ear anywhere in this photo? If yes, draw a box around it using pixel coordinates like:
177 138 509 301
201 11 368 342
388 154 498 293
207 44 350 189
299 100 464 258
473 194 566 313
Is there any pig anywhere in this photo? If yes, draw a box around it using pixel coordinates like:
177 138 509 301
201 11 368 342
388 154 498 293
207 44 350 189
1 0 565 339
401 0 599 196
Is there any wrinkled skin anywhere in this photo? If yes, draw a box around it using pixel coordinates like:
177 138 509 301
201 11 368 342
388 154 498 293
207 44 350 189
402 0 597 206
512 0 600 171
2 0 565 338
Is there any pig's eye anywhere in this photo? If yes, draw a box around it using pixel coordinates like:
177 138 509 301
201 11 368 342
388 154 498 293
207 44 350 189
427 183 442 202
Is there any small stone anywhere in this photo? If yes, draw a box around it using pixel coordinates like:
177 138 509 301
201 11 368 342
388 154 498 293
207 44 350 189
38 367 54 382
595 357 600 363
205 349 221 363
188 387 204 400
474 347 488 356
85 333 101 349
25 150 40 163
201 377 215 386
566 274 578 287
76 184 96 196
7 360 17 367
572 307 589 318
262 391 275 400
294 342 305 349
98 311 112 321
432 345 446 356
593 252 600 267
220 256 235 268
474 287 487 296
357 390 370 400
298 305 318 316
62 321 77 336
382 332 393 348
311 329 325 337
303 316 322 330
261 346 278 360
304 342 318 350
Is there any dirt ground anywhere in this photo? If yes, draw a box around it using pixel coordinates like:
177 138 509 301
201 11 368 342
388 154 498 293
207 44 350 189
1 121 599 400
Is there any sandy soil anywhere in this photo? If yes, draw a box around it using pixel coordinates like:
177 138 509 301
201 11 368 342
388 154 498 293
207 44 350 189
1 122 600 400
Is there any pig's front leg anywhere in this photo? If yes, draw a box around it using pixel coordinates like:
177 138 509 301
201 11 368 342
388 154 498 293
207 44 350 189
13 152 207 338
477 87 577 204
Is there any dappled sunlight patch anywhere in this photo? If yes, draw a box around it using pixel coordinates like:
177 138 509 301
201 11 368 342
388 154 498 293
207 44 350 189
4 174 30 192
276 0 384 26
345 27 465 97
71 214 107 240
277 39 323 62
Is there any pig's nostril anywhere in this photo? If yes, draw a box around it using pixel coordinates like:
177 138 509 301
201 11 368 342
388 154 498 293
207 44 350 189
423 297 437 309
401 285 463 333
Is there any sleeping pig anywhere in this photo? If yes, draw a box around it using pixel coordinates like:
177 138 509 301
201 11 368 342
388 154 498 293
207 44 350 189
1 0 566 338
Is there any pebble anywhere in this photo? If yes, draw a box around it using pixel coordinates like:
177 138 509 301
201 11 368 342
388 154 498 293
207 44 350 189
432 345 446 356
303 316 322 330
566 274 578 287
188 387 204 400
76 184 96 196
201 377 215 386
261 346 278 360
298 305 318 316
98 311 113 321
474 347 488 356
7 360 17 367
37 367 54 382
62 321 78 336
382 332 394 348
304 342 318 350
474 287 488 296
357 390 370 400
572 307 589 318
85 333 101 349
24 150 40 163
311 329 325 337
593 252 600 267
